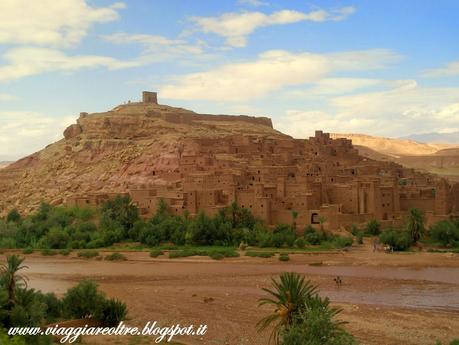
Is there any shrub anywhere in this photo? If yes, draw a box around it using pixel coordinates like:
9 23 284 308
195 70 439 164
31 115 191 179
272 224 296 248
161 244 179 250
213 248 239 258
256 230 273 248
279 253 290 261
356 231 364 244
99 298 127 327
210 252 224 260
429 220 459 247
22 247 34 254
379 229 412 251
41 248 57 256
305 231 322 245
62 280 105 319
149 249 163 258
44 226 70 249
7 209 21 223
281 301 357 345
350 224 359 236
304 225 316 236
245 251 275 258
294 237 306 249
77 250 99 259
36 291 62 322
169 248 239 259
169 250 195 259
332 236 353 248
59 249 72 256
366 219 381 235
104 252 127 261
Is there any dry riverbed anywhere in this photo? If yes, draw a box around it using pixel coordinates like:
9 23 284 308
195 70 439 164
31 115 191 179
2 244 459 345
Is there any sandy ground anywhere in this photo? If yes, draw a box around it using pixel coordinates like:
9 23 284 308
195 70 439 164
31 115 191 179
2 243 459 345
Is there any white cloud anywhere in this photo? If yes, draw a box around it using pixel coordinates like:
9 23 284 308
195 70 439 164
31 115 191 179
238 0 268 7
0 47 142 83
423 60 459 77
277 80 459 138
102 33 206 62
0 112 74 159
160 49 400 101
190 7 356 47
0 0 124 47
289 78 382 96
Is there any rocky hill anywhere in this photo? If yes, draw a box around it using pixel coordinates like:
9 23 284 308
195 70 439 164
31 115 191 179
0 100 284 215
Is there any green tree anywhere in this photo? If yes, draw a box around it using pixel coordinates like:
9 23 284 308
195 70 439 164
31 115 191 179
429 220 459 246
379 229 412 251
281 297 357 345
43 226 70 249
366 219 380 235
62 280 105 319
406 208 425 243
100 196 139 237
257 272 318 344
0 255 28 306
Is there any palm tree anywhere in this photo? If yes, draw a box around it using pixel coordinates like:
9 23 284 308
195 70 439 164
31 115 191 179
257 272 318 344
407 208 425 243
282 295 354 344
0 255 28 306
290 210 298 230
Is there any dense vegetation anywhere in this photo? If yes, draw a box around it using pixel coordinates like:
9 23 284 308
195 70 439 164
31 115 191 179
0 255 127 344
349 209 459 252
2 198 457 254
0 197 353 251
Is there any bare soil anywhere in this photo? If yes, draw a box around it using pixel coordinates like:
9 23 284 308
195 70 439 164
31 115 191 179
4 243 459 345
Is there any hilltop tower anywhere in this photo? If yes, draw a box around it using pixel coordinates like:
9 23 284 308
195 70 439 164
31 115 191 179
142 91 158 104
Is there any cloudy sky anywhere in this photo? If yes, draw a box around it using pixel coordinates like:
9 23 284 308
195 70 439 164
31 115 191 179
1 0 459 160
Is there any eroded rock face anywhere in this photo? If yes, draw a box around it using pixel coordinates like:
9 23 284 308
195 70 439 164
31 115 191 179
63 124 82 139
0 102 283 215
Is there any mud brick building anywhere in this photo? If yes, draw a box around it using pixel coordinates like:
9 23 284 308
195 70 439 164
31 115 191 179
63 93 459 231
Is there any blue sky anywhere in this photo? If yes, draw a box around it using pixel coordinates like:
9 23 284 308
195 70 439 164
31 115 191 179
1 0 459 160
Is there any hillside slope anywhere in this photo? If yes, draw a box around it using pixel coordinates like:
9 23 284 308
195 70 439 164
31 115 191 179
0 101 283 215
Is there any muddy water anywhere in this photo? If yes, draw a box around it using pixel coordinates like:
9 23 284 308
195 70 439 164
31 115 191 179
22 257 459 312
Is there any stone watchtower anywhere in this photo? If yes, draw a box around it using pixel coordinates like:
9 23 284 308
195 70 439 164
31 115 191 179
142 91 158 104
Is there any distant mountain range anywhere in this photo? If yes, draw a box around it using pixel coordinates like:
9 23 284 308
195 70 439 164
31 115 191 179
330 133 455 157
400 131 459 144
331 133 459 182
